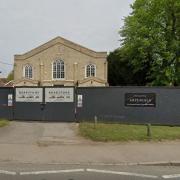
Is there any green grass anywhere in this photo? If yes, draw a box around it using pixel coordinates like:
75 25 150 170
79 122 180 142
0 119 9 127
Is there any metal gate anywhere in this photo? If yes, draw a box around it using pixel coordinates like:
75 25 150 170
0 87 13 119
14 87 75 122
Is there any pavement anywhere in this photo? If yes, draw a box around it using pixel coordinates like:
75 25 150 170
0 121 180 165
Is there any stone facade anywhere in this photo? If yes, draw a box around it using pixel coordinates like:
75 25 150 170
13 36 108 87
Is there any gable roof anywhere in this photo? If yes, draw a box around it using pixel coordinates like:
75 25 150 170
0 78 6 87
0 82 4 87
15 36 107 60
0 78 8 83
13 78 39 84
4 80 14 87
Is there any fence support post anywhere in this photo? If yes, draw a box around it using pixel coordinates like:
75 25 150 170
94 116 97 129
146 123 152 139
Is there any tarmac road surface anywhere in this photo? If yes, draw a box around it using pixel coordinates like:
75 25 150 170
0 163 180 180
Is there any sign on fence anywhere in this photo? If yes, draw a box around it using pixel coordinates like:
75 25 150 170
125 93 156 107
16 88 43 102
77 94 83 107
45 88 74 102
8 94 13 106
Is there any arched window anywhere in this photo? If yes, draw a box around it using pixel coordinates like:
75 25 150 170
86 64 96 78
53 60 65 79
24 65 33 79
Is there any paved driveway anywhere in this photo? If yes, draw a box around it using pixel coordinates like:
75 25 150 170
0 121 180 165
0 121 85 145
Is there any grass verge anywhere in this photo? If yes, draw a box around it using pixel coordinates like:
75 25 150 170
0 119 9 127
79 122 180 142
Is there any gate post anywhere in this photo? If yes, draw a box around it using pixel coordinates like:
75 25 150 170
74 85 77 122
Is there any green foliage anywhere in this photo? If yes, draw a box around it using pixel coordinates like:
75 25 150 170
108 49 133 86
0 119 9 127
115 0 180 86
108 49 150 85
79 122 180 141
7 71 14 81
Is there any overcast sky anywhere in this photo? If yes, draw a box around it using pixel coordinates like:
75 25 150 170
0 0 134 77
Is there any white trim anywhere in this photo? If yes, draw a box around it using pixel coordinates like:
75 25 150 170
51 59 66 80
23 64 33 79
43 79 74 82
85 64 96 78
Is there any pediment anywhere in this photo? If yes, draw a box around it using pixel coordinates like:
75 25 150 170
15 36 107 60
78 77 106 84
13 79 39 86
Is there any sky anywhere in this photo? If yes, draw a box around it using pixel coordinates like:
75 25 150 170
0 0 134 77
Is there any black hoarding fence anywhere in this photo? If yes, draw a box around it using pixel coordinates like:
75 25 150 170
0 86 180 125
76 87 180 125
0 87 14 119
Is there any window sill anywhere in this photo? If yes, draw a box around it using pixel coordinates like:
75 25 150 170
23 77 33 80
52 79 65 81
85 76 96 79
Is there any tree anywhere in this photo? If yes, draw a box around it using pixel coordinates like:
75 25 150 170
119 0 180 86
108 49 149 86
7 70 14 81
108 49 133 86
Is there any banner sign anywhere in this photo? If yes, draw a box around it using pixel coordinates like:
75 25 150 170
16 88 43 102
77 94 83 107
45 88 74 102
8 94 13 106
125 93 156 107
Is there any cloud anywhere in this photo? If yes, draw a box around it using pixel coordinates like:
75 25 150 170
0 0 134 77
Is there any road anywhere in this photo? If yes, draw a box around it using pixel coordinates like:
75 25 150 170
0 163 180 180
1 121 180 179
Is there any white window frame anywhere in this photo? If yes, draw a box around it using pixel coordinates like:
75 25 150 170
23 64 33 79
85 64 96 78
52 59 65 80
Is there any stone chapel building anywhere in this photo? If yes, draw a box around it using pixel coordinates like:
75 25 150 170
13 36 108 87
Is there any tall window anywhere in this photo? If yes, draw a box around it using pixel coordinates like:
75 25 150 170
24 65 33 79
86 64 96 78
53 60 65 79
